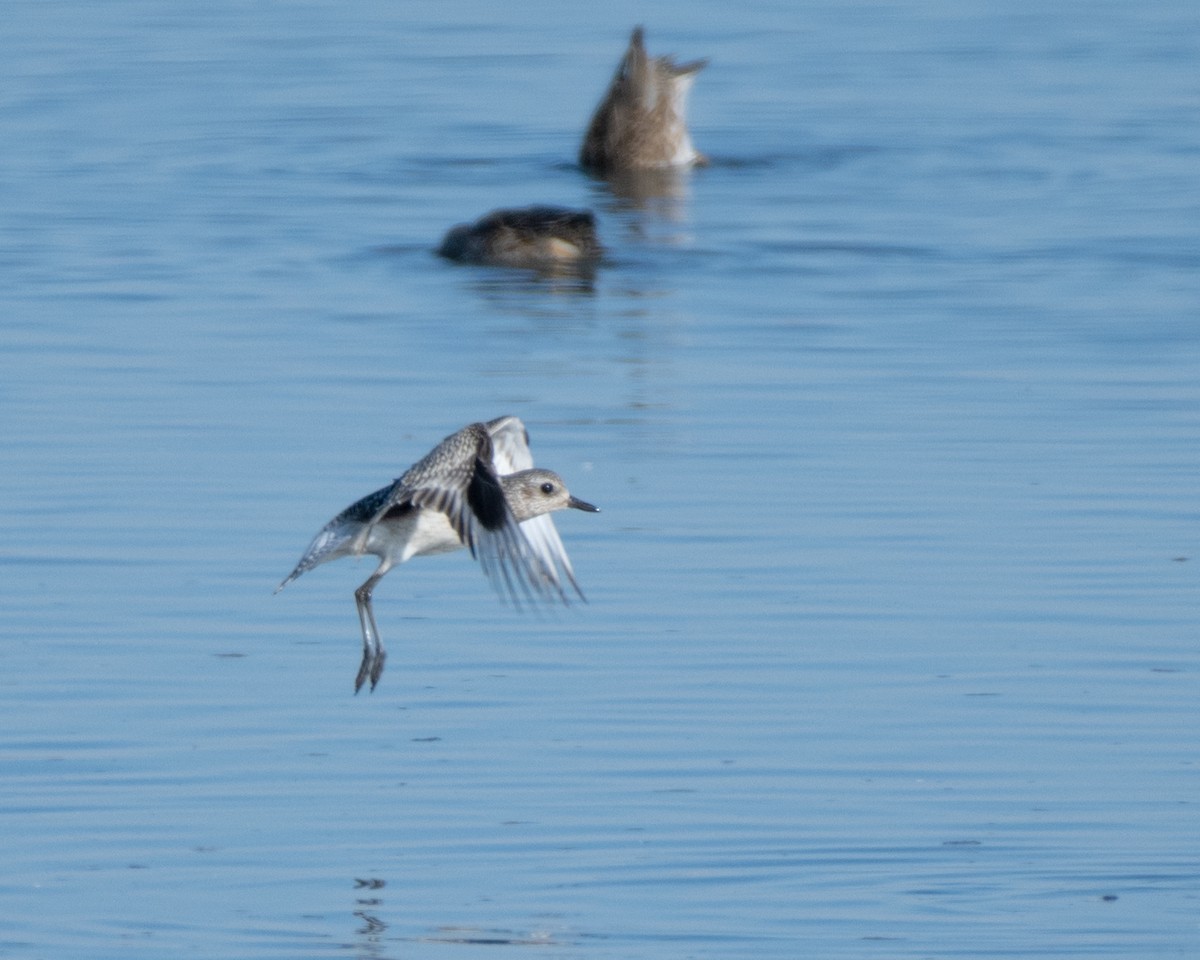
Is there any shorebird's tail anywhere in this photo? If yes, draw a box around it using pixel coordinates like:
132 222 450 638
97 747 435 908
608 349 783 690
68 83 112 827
275 520 361 593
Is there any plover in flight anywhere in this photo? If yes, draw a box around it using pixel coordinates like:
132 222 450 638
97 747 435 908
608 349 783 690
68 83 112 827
278 416 598 692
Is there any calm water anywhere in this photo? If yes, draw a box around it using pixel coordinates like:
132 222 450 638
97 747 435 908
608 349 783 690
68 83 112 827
1 1 1197 957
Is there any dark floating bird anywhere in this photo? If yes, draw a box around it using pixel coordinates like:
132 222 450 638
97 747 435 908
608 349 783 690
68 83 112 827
438 206 602 271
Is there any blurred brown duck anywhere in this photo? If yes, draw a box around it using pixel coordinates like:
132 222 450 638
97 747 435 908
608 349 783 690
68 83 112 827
438 206 602 270
580 26 707 174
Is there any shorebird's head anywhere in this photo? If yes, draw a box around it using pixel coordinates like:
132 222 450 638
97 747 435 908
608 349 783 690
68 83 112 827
503 469 599 521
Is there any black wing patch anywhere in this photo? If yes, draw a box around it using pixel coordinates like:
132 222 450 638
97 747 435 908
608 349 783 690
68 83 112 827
466 456 509 532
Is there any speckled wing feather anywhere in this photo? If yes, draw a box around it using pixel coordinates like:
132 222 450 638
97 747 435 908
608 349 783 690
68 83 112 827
354 421 570 607
384 422 492 548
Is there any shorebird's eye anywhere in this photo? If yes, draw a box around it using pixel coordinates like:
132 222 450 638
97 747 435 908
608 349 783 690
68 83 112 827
540 482 555 495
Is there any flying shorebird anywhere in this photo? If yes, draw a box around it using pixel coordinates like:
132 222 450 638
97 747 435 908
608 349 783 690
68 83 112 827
277 416 598 692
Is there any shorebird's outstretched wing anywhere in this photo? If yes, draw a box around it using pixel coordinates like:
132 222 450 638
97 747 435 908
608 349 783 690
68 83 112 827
487 415 586 603
352 420 567 607
351 421 491 551
517 499 585 603
486 415 535 473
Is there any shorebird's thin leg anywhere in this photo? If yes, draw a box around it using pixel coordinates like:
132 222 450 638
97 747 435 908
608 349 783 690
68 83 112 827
353 564 391 693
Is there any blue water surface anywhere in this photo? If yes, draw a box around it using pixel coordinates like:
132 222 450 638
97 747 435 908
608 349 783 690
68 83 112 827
1 1 1197 957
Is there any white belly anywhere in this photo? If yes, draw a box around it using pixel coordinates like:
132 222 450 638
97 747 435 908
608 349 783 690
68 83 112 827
366 507 466 565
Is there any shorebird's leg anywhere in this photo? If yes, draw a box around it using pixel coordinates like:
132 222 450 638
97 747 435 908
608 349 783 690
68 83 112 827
353 564 390 693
